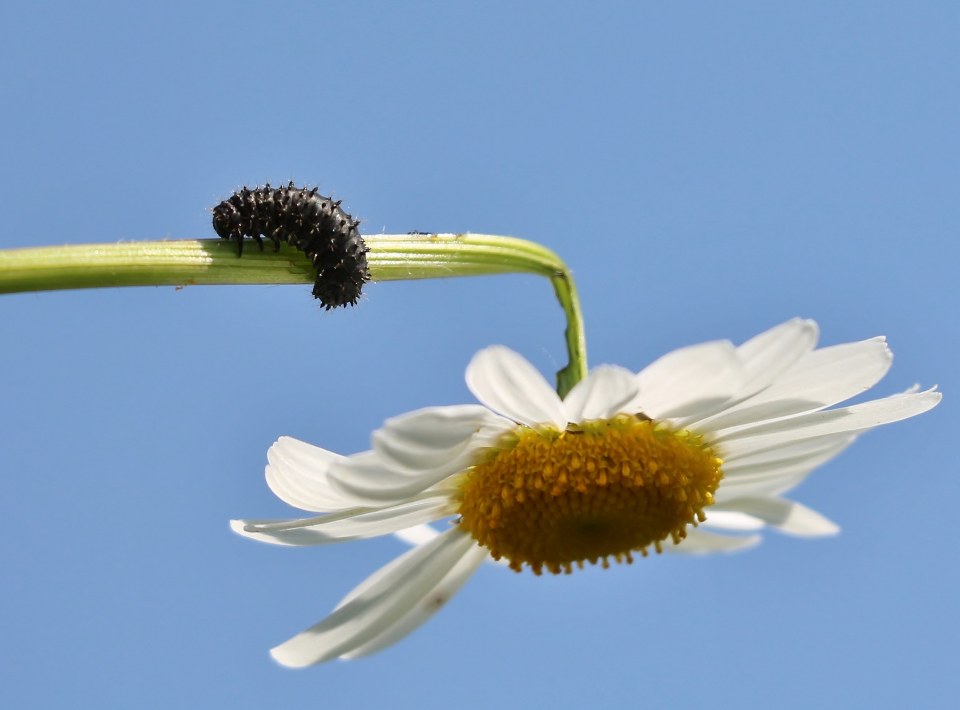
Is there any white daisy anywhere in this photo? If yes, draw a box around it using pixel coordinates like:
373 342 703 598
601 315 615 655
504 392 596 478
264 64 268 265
232 318 940 667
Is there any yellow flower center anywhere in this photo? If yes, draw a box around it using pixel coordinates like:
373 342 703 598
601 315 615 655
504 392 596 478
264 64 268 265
456 415 723 574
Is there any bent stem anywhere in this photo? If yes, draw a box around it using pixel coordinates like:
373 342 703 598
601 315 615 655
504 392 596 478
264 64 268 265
0 234 587 396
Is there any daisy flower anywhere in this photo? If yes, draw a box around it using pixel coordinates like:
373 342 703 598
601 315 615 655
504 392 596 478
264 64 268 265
232 319 940 666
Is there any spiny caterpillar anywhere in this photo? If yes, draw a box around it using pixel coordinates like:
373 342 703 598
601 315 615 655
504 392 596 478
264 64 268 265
212 182 369 309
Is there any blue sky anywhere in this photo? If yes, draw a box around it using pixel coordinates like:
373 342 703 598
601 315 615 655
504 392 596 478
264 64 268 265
1 2 956 708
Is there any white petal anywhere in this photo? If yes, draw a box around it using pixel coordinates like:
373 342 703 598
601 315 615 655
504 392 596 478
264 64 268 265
230 493 455 546
393 523 442 547
700 510 766 531
465 346 566 429
722 431 857 465
726 472 814 501
635 340 745 419
715 435 858 503
676 319 819 427
327 450 471 505
696 337 893 433
270 527 475 667
266 437 364 512
715 496 839 537
393 525 510 568
340 542 488 659
372 404 512 473
715 388 941 454
665 529 762 554
562 365 639 422
735 319 819 391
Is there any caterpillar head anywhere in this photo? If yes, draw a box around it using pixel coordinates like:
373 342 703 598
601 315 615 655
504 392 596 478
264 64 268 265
212 202 242 240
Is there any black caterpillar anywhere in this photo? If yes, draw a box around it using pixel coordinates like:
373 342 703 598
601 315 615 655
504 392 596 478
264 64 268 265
212 182 369 309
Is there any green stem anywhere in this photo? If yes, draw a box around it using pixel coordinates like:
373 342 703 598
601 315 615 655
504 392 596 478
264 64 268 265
0 235 588 396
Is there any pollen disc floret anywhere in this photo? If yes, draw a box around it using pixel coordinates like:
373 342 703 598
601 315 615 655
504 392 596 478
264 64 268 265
456 415 723 574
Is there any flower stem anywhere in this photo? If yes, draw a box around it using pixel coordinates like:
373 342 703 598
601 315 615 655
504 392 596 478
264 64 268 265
0 235 588 396
369 235 587 397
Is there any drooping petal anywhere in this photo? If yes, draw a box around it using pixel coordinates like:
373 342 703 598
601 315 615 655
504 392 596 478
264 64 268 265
269 528 476 667
393 523 442 547
265 437 365 512
722 430 857 465
717 432 858 468
715 434 858 503
562 365 639 422
466 346 566 429
340 542 489 659
334 532 450 610
715 388 941 457
372 404 513 473
700 510 766 531
634 340 746 419
392 524 510 567
714 496 840 537
230 493 456 546
695 337 892 432
665 529 762 554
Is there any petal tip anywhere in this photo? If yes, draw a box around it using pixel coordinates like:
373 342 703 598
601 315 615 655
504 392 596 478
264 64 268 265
270 643 315 669
229 519 247 534
737 534 763 551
